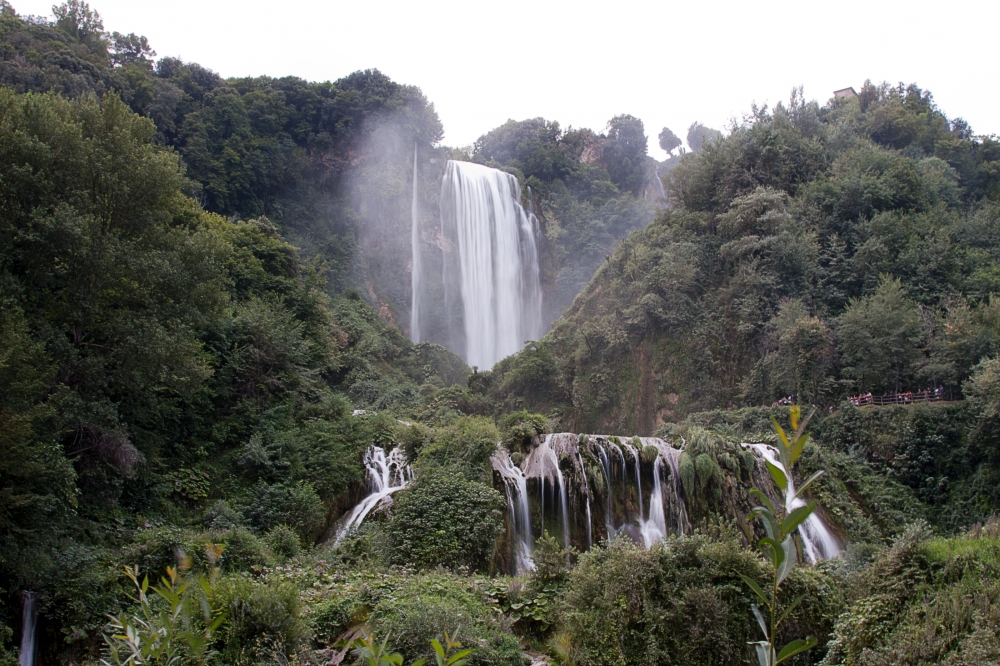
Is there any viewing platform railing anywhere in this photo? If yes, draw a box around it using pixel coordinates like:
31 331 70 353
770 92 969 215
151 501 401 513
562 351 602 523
849 391 946 407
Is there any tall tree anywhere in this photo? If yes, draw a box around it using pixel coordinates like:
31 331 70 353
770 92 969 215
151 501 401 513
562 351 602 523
838 276 923 393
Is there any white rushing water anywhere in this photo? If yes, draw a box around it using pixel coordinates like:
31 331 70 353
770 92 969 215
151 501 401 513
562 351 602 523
492 450 535 571
409 143 422 343
19 591 36 666
334 446 412 545
744 443 840 563
491 433 692 572
436 160 542 369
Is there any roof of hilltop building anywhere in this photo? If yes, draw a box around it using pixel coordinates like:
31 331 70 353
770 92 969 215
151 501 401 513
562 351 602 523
834 87 858 99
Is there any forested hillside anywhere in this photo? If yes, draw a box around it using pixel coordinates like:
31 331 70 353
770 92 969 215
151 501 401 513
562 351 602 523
0 1 660 341
484 84 1000 432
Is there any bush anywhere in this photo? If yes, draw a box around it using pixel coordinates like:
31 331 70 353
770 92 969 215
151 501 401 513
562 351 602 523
500 410 547 452
415 416 501 483
217 578 308 664
218 528 273 572
385 472 505 572
245 480 325 543
560 530 840 666
264 525 301 561
369 573 522 666
204 500 244 531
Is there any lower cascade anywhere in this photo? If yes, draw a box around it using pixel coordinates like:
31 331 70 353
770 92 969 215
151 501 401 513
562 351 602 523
743 443 841 563
333 446 412 545
335 433 841 574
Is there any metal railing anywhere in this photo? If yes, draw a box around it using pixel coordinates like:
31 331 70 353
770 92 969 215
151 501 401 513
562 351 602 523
848 391 947 407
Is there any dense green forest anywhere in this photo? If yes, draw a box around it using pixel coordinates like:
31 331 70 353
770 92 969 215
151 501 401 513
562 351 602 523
1 2 1000 666
482 83 1000 431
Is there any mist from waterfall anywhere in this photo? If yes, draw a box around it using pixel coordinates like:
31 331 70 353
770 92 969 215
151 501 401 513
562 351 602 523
409 143 422 343
413 160 541 369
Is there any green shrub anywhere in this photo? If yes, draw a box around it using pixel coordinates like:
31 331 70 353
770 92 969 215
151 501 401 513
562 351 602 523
385 472 505 572
368 574 522 666
500 410 547 452
204 500 244 531
217 578 308 664
245 480 325 543
560 530 840 666
821 524 1000 665
218 528 273 572
0 624 15 666
265 525 301 561
415 416 501 483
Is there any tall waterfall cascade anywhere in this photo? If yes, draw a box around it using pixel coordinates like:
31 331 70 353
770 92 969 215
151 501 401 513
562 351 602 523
410 159 542 369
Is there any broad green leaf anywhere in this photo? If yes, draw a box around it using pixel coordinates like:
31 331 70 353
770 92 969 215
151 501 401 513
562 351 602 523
751 641 773 666
738 573 771 608
795 471 825 498
775 636 816 663
411 660 426 666
776 536 796 585
790 434 808 463
780 503 815 538
760 537 784 568
789 406 799 432
447 649 472 666
749 489 776 516
765 459 788 492
750 505 779 541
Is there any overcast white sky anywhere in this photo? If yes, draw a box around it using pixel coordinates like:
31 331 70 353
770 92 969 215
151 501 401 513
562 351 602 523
13 0 999 158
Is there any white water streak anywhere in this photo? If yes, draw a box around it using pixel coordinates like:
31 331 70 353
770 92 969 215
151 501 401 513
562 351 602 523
334 446 411 545
492 450 535 571
745 443 840 563
19 591 36 666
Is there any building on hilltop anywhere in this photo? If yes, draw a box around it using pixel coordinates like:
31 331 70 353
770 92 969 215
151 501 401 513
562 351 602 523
834 87 858 100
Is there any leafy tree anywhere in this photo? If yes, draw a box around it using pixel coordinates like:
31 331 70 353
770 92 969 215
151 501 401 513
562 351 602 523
838 276 923 393
658 126 682 155
686 121 721 153
603 114 649 195
750 299 837 405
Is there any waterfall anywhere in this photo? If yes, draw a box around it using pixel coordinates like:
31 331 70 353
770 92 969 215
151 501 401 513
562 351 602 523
334 446 412 545
492 450 535 571
576 450 593 549
409 143 422 343
744 443 840 563
596 445 615 537
629 444 644 520
639 458 667 547
19 591 36 666
493 433 692 572
436 160 542 369
522 434 573 550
